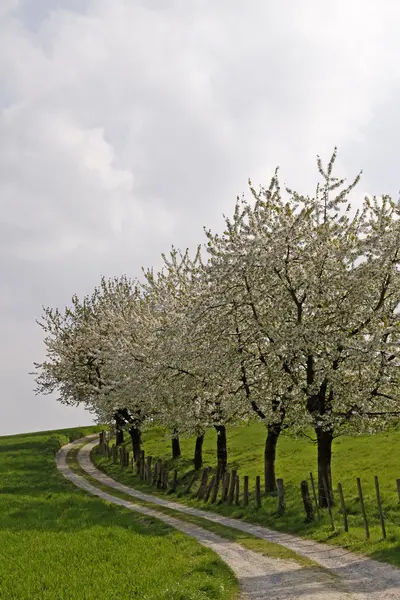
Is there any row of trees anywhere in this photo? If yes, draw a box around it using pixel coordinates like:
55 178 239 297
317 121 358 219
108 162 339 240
33 150 400 507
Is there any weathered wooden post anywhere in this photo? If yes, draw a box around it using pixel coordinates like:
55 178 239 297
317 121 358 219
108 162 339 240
357 477 370 539
146 456 152 482
170 470 178 494
140 450 145 480
235 475 240 505
375 475 386 539
228 469 237 505
255 476 261 509
396 478 400 503
204 475 215 502
197 469 209 500
277 478 285 516
337 482 348 532
301 480 315 523
309 472 321 520
221 472 231 503
210 475 220 503
112 444 117 464
185 473 197 495
322 476 335 531
243 476 249 507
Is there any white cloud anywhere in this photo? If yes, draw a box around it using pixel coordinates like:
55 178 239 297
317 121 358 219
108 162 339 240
1 0 400 434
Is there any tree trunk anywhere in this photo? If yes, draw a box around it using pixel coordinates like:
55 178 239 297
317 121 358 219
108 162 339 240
128 426 141 463
214 425 227 478
116 428 124 445
193 434 204 470
171 429 181 459
316 427 334 508
264 423 281 493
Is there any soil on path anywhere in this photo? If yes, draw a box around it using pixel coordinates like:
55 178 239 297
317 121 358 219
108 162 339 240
57 437 357 600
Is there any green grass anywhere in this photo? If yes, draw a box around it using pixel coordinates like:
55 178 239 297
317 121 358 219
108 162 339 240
66 444 315 568
92 422 400 567
0 427 238 600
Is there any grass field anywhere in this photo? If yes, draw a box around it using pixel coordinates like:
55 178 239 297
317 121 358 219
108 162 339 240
0 427 238 600
93 422 400 566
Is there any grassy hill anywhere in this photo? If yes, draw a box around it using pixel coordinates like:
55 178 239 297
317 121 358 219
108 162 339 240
0 426 237 600
94 421 400 566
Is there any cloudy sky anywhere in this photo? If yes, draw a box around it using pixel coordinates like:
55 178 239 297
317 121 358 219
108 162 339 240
1 0 400 436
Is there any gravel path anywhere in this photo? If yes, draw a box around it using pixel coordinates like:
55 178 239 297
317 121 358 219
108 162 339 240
57 437 355 600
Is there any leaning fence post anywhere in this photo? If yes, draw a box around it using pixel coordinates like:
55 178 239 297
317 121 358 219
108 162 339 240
204 475 215 502
243 476 249 506
375 475 386 539
357 477 370 540
301 480 315 523
337 482 348 532
185 473 197 495
197 469 209 500
221 472 231 503
277 478 285 516
210 475 220 503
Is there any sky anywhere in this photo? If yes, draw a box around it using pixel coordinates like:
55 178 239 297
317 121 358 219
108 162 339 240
1 0 400 436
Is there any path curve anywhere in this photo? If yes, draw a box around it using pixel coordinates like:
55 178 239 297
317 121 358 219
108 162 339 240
80 438 400 599
57 436 356 600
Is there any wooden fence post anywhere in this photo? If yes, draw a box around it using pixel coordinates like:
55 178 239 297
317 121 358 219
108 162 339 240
235 475 240 506
309 472 321 520
396 478 400 503
322 476 335 531
112 445 117 464
255 476 261 509
337 482 348 532
243 476 249 507
146 456 152 482
277 478 285 516
204 475 215 502
228 469 237 505
140 450 145 480
210 475 220 503
153 459 161 486
221 472 231 503
357 477 370 540
197 469 209 500
375 475 386 539
169 470 178 494
125 451 130 468
185 473 197 495
301 480 315 523
163 467 169 490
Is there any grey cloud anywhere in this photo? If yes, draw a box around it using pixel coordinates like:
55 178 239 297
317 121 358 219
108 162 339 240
1 0 400 435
